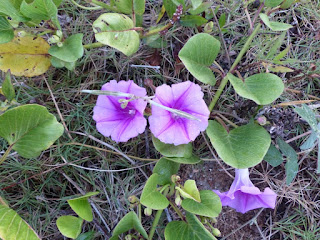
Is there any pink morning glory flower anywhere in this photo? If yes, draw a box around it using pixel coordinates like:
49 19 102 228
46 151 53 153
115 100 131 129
93 80 147 142
213 168 277 214
149 81 210 145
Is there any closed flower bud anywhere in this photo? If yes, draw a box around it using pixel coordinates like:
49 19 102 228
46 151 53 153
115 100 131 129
144 207 152 216
48 35 60 44
171 175 180 183
125 234 132 240
57 42 63 47
55 30 63 38
212 228 221 237
128 195 139 204
175 195 182 206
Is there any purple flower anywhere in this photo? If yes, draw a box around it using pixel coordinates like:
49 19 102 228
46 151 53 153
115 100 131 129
93 80 147 142
149 81 210 145
213 169 277 214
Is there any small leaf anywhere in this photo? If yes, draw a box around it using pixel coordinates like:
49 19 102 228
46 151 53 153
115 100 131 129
165 212 216 240
266 31 286 59
112 212 148 239
67 192 99 222
188 2 213 15
75 231 95 240
264 144 284 167
181 190 222 218
179 33 220 85
218 13 226 28
294 105 320 136
264 0 283 7
190 0 202 10
268 65 294 73
115 0 145 15
56 216 83 239
0 104 64 158
227 73 284 105
0 0 28 22
260 13 292 31
177 180 201 202
300 131 318 150
206 121 271 169
2 70 15 101
93 13 140 56
0 205 41 240
152 135 192 158
153 158 180 185
164 154 201 164
49 34 84 62
273 45 290 61
180 15 208 27
140 173 169 210
280 0 295 9
0 34 51 77
0 16 14 44
163 0 176 18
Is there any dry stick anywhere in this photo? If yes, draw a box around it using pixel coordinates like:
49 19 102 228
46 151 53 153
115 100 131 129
286 130 312 144
244 7 254 33
285 88 320 101
43 76 73 140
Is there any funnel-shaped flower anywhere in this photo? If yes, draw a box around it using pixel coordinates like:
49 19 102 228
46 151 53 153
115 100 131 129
93 80 147 142
213 169 277 213
149 81 210 145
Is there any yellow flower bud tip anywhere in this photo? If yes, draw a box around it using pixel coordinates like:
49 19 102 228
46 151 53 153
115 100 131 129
144 207 152 216
128 195 139 203
175 195 182 206
57 42 63 48
55 30 63 38
125 234 132 240
171 174 180 183
212 228 221 237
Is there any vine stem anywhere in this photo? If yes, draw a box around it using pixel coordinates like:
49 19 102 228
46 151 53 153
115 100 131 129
88 0 118 12
0 145 13 165
148 209 163 240
208 23 262 112
69 0 102 10
169 201 184 220
0 196 8 207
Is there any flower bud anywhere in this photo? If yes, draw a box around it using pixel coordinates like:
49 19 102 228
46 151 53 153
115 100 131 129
55 30 63 38
128 195 139 204
171 175 180 184
48 35 60 44
257 116 267 126
17 31 27 37
144 207 152 216
204 21 214 33
125 234 132 240
175 195 182 206
212 228 221 237
57 42 63 48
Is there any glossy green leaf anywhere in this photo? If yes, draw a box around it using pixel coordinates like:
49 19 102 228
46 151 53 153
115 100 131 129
153 158 180 185
49 34 84 63
0 16 14 44
56 216 83 239
264 0 283 7
112 211 148 239
0 104 64 158
181 190 221 218
264 144 283 167
277 138 299 185
164 154 201 164
0 205 40 240
0 0 28 22
152 136 192 158
260 13 292 31
140 173 169 210
93 13 140 56
206 121 271 169
190 0 202 10
67 192 99 222
180 15 207 27
165 212 216 240
115 0 145 15
179 33 220 85
227 73 284 105
2 70 15 101
176 180 201 202
75 231 95 240
188 2 213 15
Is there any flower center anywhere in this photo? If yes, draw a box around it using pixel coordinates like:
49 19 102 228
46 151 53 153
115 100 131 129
128 109 136 115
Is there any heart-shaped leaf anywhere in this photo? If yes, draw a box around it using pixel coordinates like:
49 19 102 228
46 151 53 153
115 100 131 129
0 104 64 158
176 180 201 202
67 192 99 222
179 33 220 85
93 13 140 56
0 16 14 44
56 216 83 239
165 212 216 240
206 121 271 168
227 73 284 105
164 154 201 164
153 158 180 185
152 136 192 158
181 190 222 218
0 35 51 77
112 211 148 239
259 13 292 31
49 34 84 62
0 205 41 240
140 173 169 210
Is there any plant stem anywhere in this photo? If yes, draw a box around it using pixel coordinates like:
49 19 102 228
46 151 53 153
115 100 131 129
208 23 262 112
0 145 13 165
69 0 102 10
142 23 172 38
83 42 105 49
89 0 119 12
169 201 184 220
148 209 163 240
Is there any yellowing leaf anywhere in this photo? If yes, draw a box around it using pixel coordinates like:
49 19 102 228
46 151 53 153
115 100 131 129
0 35 51 77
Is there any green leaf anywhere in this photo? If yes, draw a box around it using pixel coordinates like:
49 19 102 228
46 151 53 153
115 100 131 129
153 158 180 185
273 45 290 61
188 2 213 15
51 56 76 70
181 190 221 218
67 192 99 222
294 105 320 136
227 73 284 105
164 154 201 164
0 0 29 22
152 136 192 158
75 231 95 240
49 34 84 63
112 212 148 239
280 0 295 9
218 13 226 28
115 0 145 15
179 33 220 85
259 13 292 31
2 70 15 101
277 137 299 185
206 121 271 169
264 0 283 7
190 0 202 10
0 205 40 240
93 13 140 56
300 131 318 150
165 212 217 240
264 144 284 167
176 180 201 202
163 0 176 18
0 104 64 158
0 16 14 44
140 173 169 210
266 31 286 59
180 15 208 27
56 216 83 239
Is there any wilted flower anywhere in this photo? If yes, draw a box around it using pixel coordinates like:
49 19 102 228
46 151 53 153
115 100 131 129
93 80 147 142
149 81 209 145
213 168 277 214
